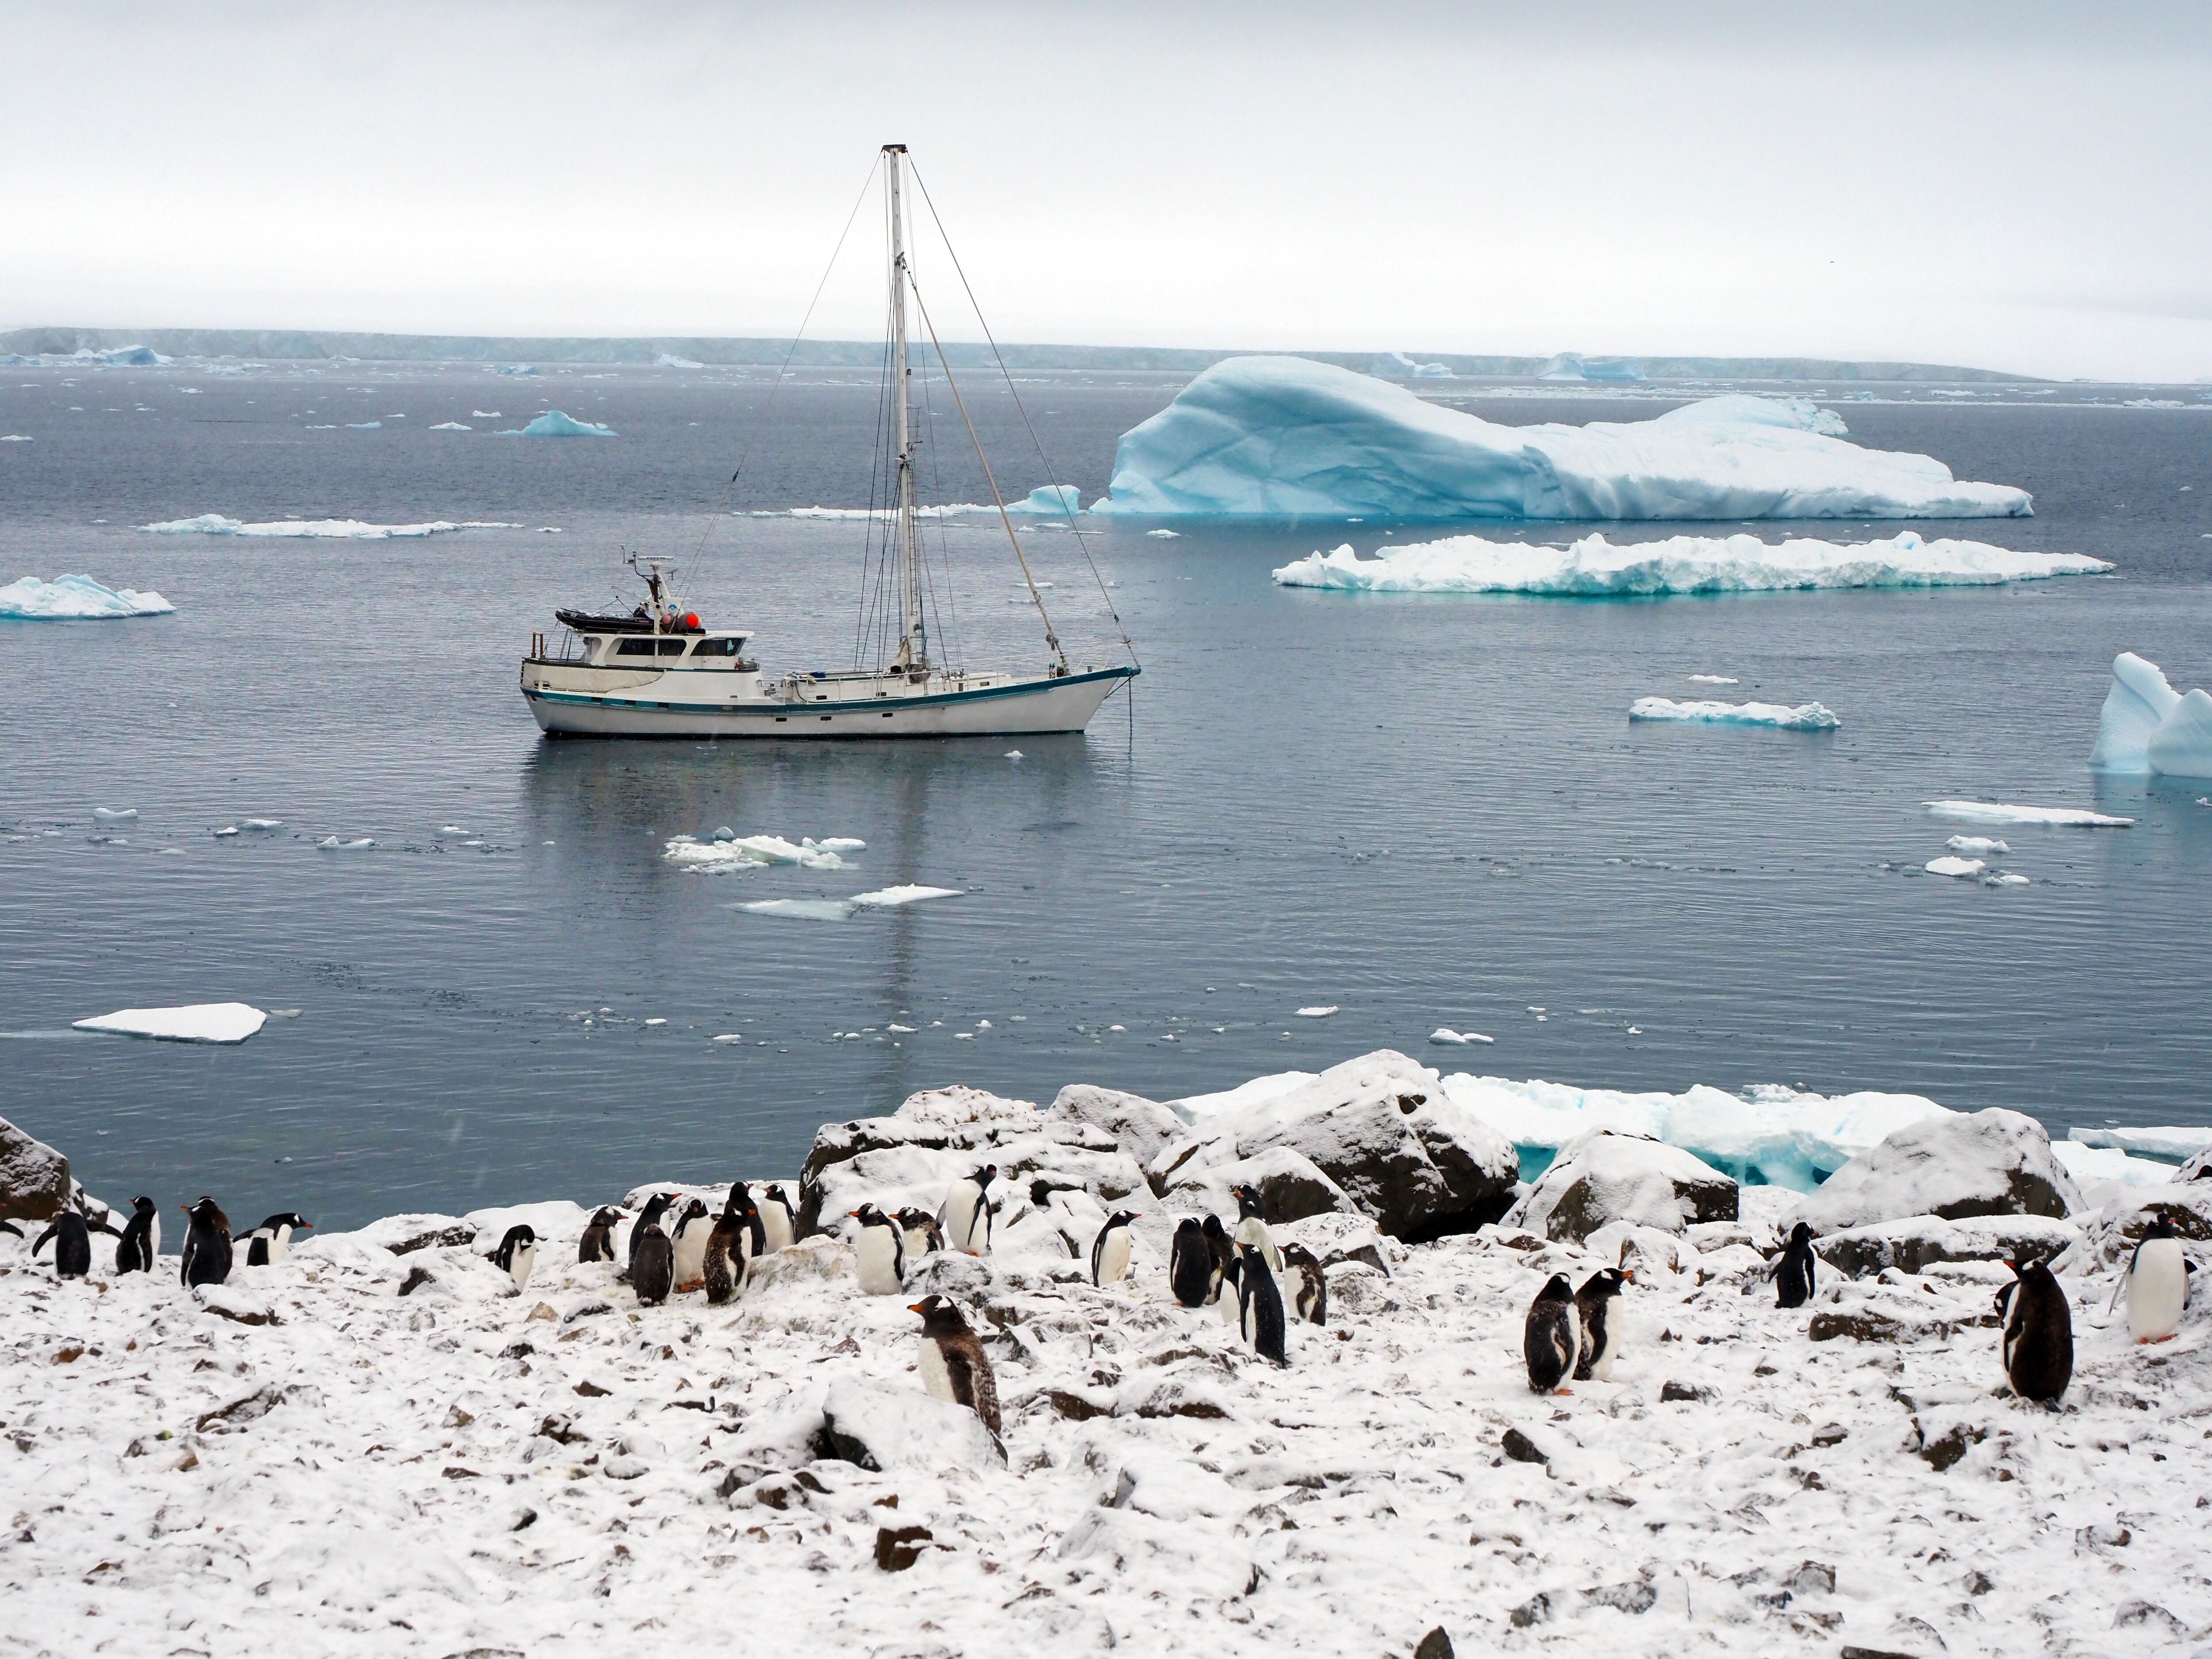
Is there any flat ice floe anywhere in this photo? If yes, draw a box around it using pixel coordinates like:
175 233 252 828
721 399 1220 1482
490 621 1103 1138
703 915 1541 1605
2089 651 2212 780
1272 530 2109 595
1924 800 2132 828
1924 855 1987 878
142 515 519 538
0 574 174 619
737 886 960 922
663 834 856 872
1095 355 2035 519
2070 1124 2212 1160
71 1001 267 1043
1629 696 1839 730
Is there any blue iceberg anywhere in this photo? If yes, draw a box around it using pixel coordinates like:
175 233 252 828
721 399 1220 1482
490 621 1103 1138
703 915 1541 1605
508 411 616 438
1005 484 1083 515
2091 653 2212 780
1092 356 2031 521
1630 696 1839 731
1 574 174 619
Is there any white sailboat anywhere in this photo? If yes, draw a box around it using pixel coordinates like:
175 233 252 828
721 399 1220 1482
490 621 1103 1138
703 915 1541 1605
520 144 1139 739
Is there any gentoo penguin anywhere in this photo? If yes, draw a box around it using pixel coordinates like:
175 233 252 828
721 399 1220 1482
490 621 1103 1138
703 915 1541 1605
756 1184 797 1255
32 1210 119 1279
578 1205 623 1263
2122 1220 2191 1344
1169 1217 1214 1308
1230 1184 1283 1271
910 1294 1002 1437
1281 1242 1328 1325
492 1224 538 1294
1524 1273 1580 1394
179 1197 233 1288
1236 1241 1289 1366
631 1212 674 1307
669 1198 714 1292
896 1206 946 1260
241 1212 312 1267
1774 1221 1818 1309
703 1186 766 1306
1998 1256 2072 1402
938 1165 997 1257
1091 1211 1139 1287
1574 1267 1631 1381
113 1196 160 1274
623 1191 675 1283
851 1204 907 1295
1201 1213 1235 1304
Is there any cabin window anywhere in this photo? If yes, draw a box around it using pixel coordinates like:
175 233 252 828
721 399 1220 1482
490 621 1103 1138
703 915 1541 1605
614 638 660 658
691 637 743 657
658 638 686 657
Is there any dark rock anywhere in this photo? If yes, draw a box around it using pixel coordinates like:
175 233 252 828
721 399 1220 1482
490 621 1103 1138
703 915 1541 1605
398 1266 434 1297
1501 1428 1549 1465
1785 1561 1836 1594
195 1386 282 1432
1584 1581 1656 1614
573 1380 611 1398
389 1224 475 1256
1919 1422 1985 1471
2175 1146 2212 1182
1809 1309 1911 1344
1041 1387 1112 1421
1816 1215 2080 1278
0 1116 70 1224
1660 1380 1711 1403
1412 1628 1454 1659
1508 1593 1552 1628
2075 1521 2130 1548
875 1524 932 1571
2112 1600 2184 1633
1838 1650 1919 1659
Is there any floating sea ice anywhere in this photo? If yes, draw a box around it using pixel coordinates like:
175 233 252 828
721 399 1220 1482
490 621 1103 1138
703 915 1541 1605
2088 652 2212 780
92 807 138 822
214 826 238 837
316 836 376 850
141 515 519 538
505 411 616 438
439 825 466 835
1294 1006 1338 1018
1924 856 1986 878
243 818 282 831
1 434 31 442
1429 1028 1494 1045
664 834 846 872
711 1033 743 1043
346 422 382 430
887 1023 915 1033
2069 1124 2212 1161
1945 835 2010 855
430 421 471 430
1 575 174 619
1004 484 1082 515
1005 750 1024 761
654 354 705 369
1630 697 1839 731
737 899 866 922
1686 674 1739 684
1146 528 1180 538
850 885 960 908
73 1002 268 1043
813 837 866 853
472 410 501 418
1924 800 2132 828
1984 871 2030 887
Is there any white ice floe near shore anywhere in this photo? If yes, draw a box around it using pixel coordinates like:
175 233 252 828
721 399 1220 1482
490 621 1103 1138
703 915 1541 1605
1630 696 1839 730
70 1001 267 1043
2089 652 2212 779
2070 1125 2212 1162
663 834 857 872
142 514 519 538
1924 800 2133 828
1272 530 2108 596
0 573 174 619
1095 356 2034 519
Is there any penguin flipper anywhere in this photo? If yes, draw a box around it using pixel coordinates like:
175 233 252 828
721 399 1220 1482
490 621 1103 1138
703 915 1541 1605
88 1219 123 1238
0 1221 20 1239
31 1224 57 1256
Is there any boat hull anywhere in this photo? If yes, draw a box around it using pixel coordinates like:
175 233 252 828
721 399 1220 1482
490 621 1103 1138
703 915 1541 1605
522 663 1135 738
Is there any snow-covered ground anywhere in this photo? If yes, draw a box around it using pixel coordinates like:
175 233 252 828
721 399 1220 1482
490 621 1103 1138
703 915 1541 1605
7 1159 2209 1655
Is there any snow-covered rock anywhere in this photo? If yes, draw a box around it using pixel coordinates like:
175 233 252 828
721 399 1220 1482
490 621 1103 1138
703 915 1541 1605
0 1115 71 1222
2177 1146 2212 1184
1788 1108 2081 1233
821 1377 1004 1471
1144 1051 1517 1239
1505 1130 1738 1242
1813 1214 2083 1278
1095 357 2033 520
1152 1142 1356 1226
897 1084 1039 1128
2089 652 2212 779
1046 1084 1189 1166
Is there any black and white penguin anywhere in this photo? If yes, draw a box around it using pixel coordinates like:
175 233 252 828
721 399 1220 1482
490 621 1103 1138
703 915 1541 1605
2122 1220 2191 1344
1524 1273 1580 1394
938 1165 997 1257
703 1185 766 1306
179 1197 233 1288
1998 1256 2073 1402
113 1196 160 1274
910 1294 1002 1437
1091 1210 1139 1287
1230 1183 1283 1271
631 1212 674 1307
1236 1241 1289 1365
1573 1267 1631 1381
1281 1242 1327 1325
578 1205 623 1263
756 1184 796 1255
669 1198 714 1291
1774 1221 1818 1309
1168 1217 1213 1307
896 1206 946 1260
623 1191 675 1283
241 1212 312 1267
851 1203 907 1295
492 1224 537 1294
1201 1213 1235 1304
33 1210 119 1279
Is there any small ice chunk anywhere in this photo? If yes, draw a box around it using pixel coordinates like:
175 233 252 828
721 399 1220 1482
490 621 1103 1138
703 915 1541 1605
711 1033 744 1043
1984 871 2030 887
472 410 501 418
1429 1028 1494 1045
430 421 471 430
2089 651 2184 772
92 807 138 822
954 1031 975 1040
439 824 467 835
644 1018 667 1026
1146 528 1180 538
1944 835 2010 854
737 899 860 921
711 826 736 842
887 1023 915 1033
346 422 382 430
814 837 865 853
316 836 376 850
1004 750 1024 760
73 1002 267 1043
1686 674 1739 684
1004 484 1082 515
1294 1006 1339 1018
1630 697 1839 731
213 826 238 837
1924 800 2132 828
243 818 283 830
665 833 846 872
851 885 960 908
1924 856 1986 878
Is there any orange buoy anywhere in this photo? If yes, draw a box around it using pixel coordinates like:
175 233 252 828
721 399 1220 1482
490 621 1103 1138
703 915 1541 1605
682 612 700 630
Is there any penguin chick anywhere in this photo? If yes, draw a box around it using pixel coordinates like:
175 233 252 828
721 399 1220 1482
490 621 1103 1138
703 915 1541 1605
1230 1183 1283 1271
1524 1273 1580 1394
1236 1241 1289 1366
179 1198 234 1288
938 1165 998 1257
2123 1220 2189 1344
32 1210 120 1279
1774 1221 1818 1309
1091 1210 1139 1287
1201 1213 1235 1304
242 1212 312 1267
1573 1267 1631 1381
1168 1217 1214 1308
578 1206 623 1264
703 1186 764 1306
631 1216 674 1307
113 1196 159 1274
896 1206 946 1260
910 1294 1001 1436
1998 1256 2073 1403
493 1224 537 1294
668 1198 713 1292
850 1204 907 1295
756 1184 796 1255
623 1191 675 1283
1281 1242 1328 1325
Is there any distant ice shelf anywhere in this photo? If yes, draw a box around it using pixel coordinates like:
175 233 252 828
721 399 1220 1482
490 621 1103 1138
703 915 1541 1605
1271 530 2109 596
1630 697 1839 731
0 574 174 619
73 1002 267 1044
2089 652 2212 780
142 515 519 539
1092 355 2035 520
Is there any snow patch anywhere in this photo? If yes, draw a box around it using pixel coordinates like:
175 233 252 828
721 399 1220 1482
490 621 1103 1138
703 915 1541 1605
0 574 173 619
1630 697 1839 731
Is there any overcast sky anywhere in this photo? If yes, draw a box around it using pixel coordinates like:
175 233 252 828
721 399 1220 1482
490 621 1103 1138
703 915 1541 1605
5 2 2208 379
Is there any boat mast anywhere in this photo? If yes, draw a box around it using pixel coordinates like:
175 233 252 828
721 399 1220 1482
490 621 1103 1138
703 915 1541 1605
885 144 926 676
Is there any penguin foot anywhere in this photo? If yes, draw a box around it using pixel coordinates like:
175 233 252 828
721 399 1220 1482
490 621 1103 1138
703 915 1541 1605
2141 1333 2177 1345
1553 1387 1573 1397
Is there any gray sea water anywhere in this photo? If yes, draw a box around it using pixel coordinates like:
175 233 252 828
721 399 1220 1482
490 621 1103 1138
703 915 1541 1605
3 362 2208 1225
